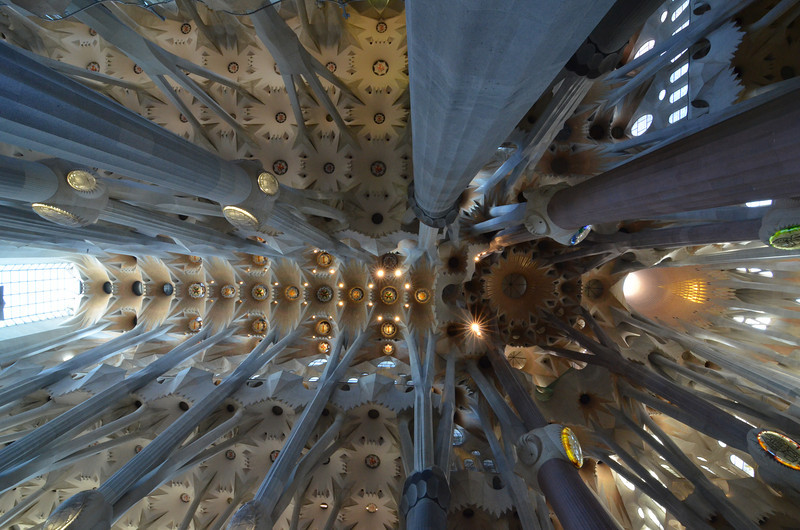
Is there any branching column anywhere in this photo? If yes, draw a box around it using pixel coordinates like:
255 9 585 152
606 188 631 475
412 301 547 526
0 41 251 205
405 0 615 227
486 348 620 529
546 88 800 230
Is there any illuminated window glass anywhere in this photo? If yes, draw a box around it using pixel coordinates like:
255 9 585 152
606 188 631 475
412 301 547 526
671 0 689 22
631 114 654 136
0 263 82 328
729 454 755 476
669 84 688 103
668 106 688 124
672 19 689 35
634 39 655 59
669 63 689 83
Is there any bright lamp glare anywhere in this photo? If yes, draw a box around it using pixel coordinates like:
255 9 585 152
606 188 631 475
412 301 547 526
376 269 385 278
623 273 642 298
470 322 482 336
394 269 403 277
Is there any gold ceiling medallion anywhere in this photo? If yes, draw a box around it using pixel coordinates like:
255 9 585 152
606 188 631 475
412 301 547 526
285 286 300 300
349 287 365 302
414 288 431 304
316 252 333 267
757 430 800 470
257 171 279 196
222 206 259 230
251 284 269 301
66 170 97 192
220 285 237 299
188 282 206 299
770 226 800 250
251 318 268 334
380 321 397 338
316 320 332 336
380 286 398 305
318 341 331 354
31 203 83 227
561 427 583 468
188 317 203 332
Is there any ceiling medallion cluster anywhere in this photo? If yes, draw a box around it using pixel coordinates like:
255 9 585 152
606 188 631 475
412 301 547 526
414 288 431 304
251 318 268 334
285 286 300 300
380 321 397 338
188 282 206 299
364 454 381 469
372 59 389 76
316 285 334 303
220 285 237 299
349 287 365 302
316 320 332 336
380 286 398 305
188 317 203 332
272 160 288 175
251 284 269 301
370 161 387 177
316 252 334 267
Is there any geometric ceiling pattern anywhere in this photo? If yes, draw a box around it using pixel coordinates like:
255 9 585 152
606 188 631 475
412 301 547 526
0 1 799 529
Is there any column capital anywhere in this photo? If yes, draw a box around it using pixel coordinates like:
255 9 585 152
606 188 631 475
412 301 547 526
759 199 800 250
43 490 112 530
408 182 460 228
516 423 583 490
523 184 592 245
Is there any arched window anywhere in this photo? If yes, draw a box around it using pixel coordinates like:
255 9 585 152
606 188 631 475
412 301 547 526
634 39 655 59
0 263 81 328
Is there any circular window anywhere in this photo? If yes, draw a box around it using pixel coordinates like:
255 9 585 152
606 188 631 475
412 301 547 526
631 114 653 137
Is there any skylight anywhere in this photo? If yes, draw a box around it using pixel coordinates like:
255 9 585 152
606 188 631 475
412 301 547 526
0 263 82 328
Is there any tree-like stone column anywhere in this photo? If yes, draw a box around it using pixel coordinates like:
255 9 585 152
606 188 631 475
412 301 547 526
544 88 800 231
405 0 616 227
0 41 251 206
